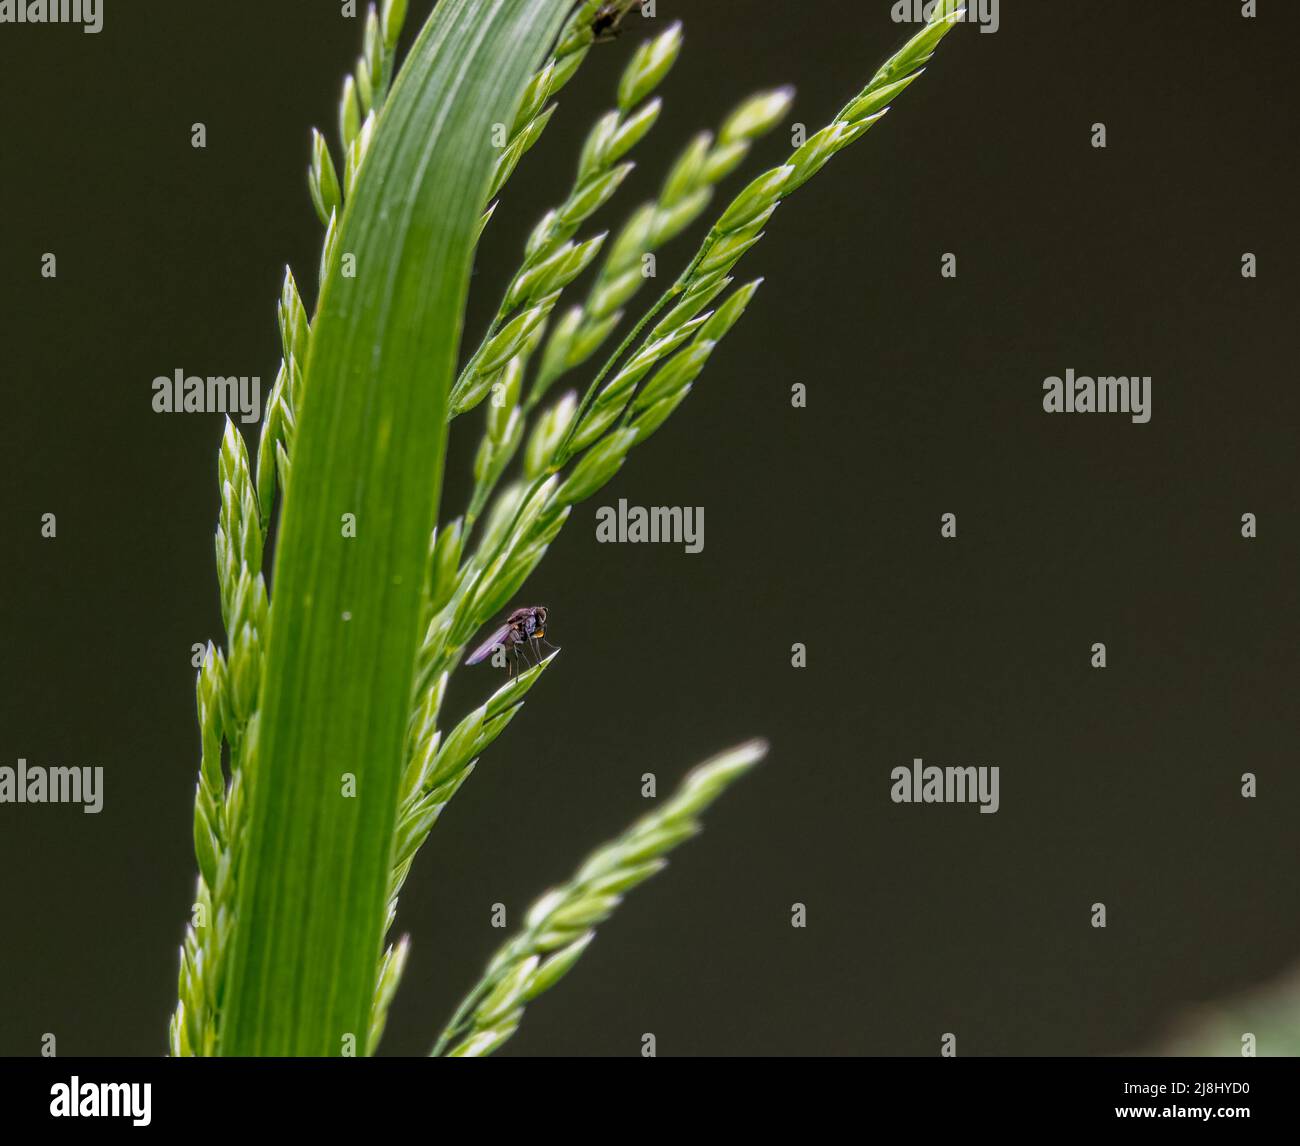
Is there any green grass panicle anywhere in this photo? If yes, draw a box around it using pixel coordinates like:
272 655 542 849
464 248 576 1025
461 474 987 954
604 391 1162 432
173 0 965 1056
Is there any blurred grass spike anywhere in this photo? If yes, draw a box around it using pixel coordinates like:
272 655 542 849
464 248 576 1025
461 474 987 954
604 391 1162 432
433 739 767 1057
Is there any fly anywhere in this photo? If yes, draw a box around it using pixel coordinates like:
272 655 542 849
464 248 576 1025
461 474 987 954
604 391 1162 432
465 605 554 676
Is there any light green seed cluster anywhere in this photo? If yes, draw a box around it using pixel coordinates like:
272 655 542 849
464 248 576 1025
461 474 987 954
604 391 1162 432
309 0 407 227
553 0 967 468
394 0 963 1055
390 655 555 910
368 934 410 1052
172 416 269 1057
172 404 274 1055
484 0 641 208
449 19 685 419
370 652 560 1045
532 85 793 406
405 4 966 869
435 739 766 1057
406 259 762 707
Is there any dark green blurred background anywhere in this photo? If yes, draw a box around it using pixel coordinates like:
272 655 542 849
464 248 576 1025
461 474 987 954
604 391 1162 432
1 1 1297 1056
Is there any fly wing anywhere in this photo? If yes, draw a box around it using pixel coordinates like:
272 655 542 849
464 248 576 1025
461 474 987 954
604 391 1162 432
465 624 511 665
